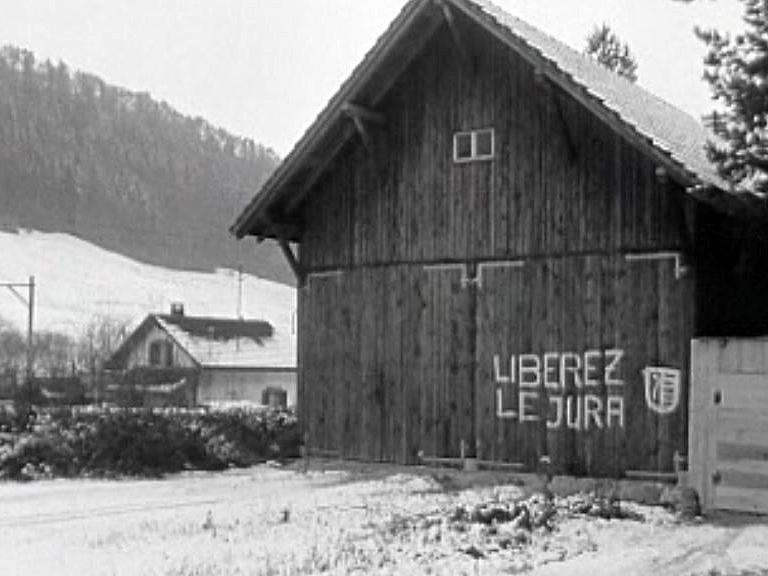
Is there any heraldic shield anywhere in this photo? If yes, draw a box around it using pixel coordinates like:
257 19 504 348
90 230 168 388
643 367 681 415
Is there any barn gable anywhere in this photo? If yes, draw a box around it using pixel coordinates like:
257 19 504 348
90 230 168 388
231 0 742 243
232 0 768 477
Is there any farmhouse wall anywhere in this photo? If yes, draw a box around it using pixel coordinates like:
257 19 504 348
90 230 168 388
197 369 297 407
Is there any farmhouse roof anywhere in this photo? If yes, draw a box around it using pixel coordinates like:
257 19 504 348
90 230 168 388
231 0 737 240
106 314 296 371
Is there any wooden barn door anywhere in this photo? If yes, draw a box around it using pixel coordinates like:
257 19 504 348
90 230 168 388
473 254 690 476
300 271 350 458
474 260 545 468
418 265 476 459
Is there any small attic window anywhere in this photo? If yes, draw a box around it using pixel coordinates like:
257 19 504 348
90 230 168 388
453 128 495 163
149 340 173 368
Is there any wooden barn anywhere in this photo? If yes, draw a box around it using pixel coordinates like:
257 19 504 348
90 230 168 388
232 0 768 482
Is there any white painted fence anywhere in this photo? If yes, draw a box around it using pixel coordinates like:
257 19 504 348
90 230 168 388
690 339 768 514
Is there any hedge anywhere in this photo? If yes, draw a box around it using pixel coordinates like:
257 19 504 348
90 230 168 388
0 405 300 480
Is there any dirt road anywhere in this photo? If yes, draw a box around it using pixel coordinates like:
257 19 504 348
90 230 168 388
0 464 766 575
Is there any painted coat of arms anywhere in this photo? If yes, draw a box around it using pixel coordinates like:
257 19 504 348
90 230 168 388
643 367 681 415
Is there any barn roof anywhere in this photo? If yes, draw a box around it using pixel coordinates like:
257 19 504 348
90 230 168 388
231 0 742 240
106 314 296 371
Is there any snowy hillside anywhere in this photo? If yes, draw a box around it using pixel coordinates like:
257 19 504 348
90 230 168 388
0 230 296 342
0 46 290 285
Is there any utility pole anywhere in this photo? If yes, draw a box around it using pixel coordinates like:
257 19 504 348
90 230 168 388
27 276 34 386
237 265 244 320
0 276 35 390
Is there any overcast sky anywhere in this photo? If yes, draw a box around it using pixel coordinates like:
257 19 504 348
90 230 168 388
0 0 746 157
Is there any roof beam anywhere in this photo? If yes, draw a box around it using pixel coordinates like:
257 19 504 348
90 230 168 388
352 115 374 155
341 102 386 126
553 94 578 161
266 10 444 222
343 102 383 156
285 123 357 214
254 218 302 243
267 220 302 241
231 1 439 238
534 70 578 161
434 0 472 69
369 10 445 107
237 5 444 233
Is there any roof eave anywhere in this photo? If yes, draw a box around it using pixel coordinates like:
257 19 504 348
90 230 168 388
687 180 768 221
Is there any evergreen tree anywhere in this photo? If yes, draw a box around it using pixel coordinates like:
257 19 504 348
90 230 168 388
0 45 290 284
585 24 639 82
697 0 768 193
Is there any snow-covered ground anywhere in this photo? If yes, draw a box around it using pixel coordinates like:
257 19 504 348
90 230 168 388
0 463 766 576
0 229 296 339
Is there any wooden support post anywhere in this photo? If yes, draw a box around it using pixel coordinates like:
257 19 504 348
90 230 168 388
278 238 306 287
262 213 305 285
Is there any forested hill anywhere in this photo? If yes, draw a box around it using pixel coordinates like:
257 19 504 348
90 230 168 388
0 46 293 285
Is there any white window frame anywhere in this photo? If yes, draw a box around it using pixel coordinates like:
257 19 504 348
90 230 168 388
453 128 495 163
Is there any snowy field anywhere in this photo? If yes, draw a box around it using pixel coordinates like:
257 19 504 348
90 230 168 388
0 229 296 338
1 463 767 576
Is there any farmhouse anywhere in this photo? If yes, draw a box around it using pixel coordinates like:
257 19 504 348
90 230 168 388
105 305 296 407
231 0 768 491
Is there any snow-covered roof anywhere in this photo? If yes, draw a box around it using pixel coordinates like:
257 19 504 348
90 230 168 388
155 314 295 370
232 0 734 240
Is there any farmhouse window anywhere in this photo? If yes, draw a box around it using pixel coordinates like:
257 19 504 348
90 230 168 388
453 128 495 163
262 386 288 409
149 340 173 367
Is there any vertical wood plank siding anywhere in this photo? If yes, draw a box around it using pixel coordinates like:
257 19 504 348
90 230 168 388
296 22 694 475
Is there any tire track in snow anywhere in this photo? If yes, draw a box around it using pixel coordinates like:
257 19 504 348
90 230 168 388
0 496 229 528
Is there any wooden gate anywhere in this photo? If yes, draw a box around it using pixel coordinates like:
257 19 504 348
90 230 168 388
690 339 768 514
